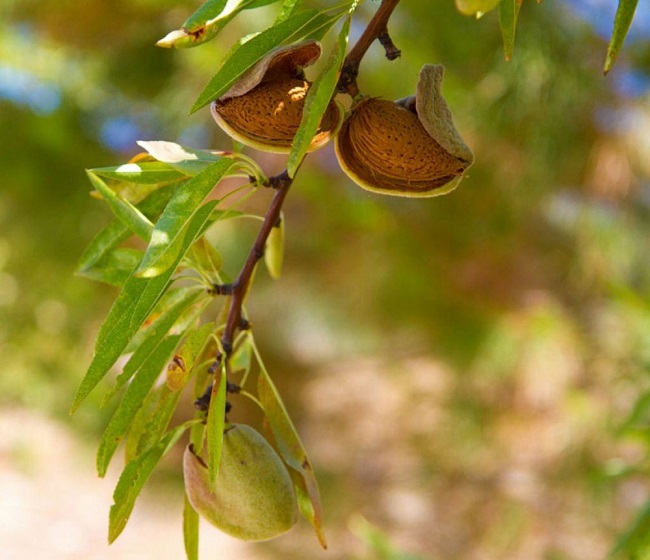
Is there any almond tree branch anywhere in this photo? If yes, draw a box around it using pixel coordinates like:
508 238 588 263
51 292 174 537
216 171 292 356
337 0 402 97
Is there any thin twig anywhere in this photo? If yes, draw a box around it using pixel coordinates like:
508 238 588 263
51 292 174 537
218 171 292 355
337 0 402 97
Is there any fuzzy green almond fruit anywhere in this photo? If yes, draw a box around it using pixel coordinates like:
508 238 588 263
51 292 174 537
183 424 298 541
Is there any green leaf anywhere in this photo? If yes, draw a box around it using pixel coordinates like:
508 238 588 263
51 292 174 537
77 184 179 275
207 368 227 491
190 9 321 112
287 14 350 177
454 0 500 17
97 334 182 477
136 159 236 278
604 0 639 74
166 321 217 392
190 237 223 277
104 288 203 404
71 195 218 413
157 0 281 49
124 383 183 464
274 0 303 23
136 140 226 176
108 420 196 543
498 0 520 62
77 247 143 287
183 495 200 560
264 211 285 279
93 162 188 184
86 171 154 241
258 366 326 547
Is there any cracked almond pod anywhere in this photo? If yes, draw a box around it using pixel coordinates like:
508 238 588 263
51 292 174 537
335 64 474 197
183 424 298 541
211 41 343 153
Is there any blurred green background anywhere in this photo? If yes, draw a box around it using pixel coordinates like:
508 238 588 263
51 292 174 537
1 1 650 559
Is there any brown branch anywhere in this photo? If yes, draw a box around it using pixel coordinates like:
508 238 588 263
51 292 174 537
337 0 402 97
217 170 292 356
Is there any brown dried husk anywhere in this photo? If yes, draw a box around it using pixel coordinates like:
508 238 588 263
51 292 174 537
336 65 473 197
214 78 342 152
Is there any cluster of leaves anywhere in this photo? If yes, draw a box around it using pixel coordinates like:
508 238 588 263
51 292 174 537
455 0 638 70
71 0 642 557
74 139 327 552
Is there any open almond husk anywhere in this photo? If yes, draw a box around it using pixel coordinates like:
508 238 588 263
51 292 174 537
211 41 343 153
335 64 474 197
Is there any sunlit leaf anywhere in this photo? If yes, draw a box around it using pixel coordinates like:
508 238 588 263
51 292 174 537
124 383 183 464
229 334 252 375
264 211 285 279
103 288 203 405
207 367 228 491
77 247 143 287
78 184 182 276
157 0 281 48
86 171 154 241
183 495 200 560
136 140 226 176
191 9 322 112
455 0 500 17
71 198 219 412
93 162 188 184
287 13 350 177
604 0 639 74
97 334 181 477
498 0 521 62
274 0 303 23
166 321 216 392
258 366 326 547
108 420 196 543
190 237 223 277
136 159 237 278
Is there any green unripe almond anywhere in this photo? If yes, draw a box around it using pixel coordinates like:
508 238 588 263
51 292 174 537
183 424 298 541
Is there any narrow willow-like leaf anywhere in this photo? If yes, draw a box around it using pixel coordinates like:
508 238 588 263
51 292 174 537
287 14 351 177
183 0 228 31
157 0 281 49
97 334 181 477
190 9 320 112
136 159 236 278
136 140 226 176
258 365 326 547
498 0 520 62
190 237 223 277
166 321 216 392
78 247 143 287
108 420 196 543
274 0 303 23
230 334 252 376
87 171 154 241
104 288 203 404
124 384 183 464
71 194 218 412
604 0 639 74
264 211 285 280
77 184 181 275
455 0 500 17
183 495 200 560
93 162 188 185
207 367 228 491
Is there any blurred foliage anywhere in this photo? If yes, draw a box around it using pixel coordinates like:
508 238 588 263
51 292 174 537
1 0 650 559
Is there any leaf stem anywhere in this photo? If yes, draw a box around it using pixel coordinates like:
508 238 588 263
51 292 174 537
337 0 402 97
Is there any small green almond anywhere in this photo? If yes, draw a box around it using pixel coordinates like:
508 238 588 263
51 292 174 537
183 424 298 541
